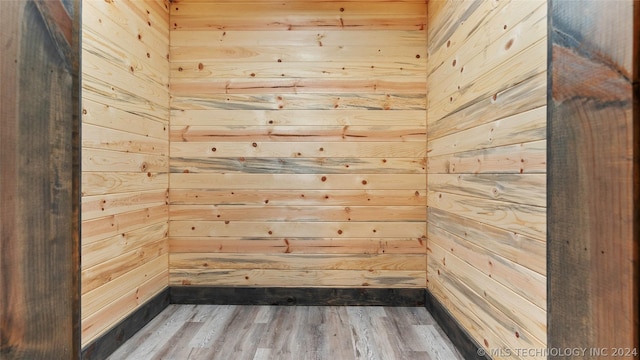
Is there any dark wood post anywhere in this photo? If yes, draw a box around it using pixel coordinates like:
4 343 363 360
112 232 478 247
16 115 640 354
1 0 81 358
548 0 639 358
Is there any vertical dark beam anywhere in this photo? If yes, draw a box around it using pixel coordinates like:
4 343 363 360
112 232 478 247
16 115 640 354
548 0 639 358
0 0 80 359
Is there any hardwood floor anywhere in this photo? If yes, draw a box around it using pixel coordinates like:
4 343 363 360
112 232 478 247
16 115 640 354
106 305 463 360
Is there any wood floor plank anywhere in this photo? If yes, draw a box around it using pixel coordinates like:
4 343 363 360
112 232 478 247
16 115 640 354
106 304 198 359
187 305 240 350
252 348 271 360
377 310 429 353
106 305 464 360
347 306 395 360
415 325 462 360
254 306 288 350
319 307 356 360
151 321 204 360
193 306 264 360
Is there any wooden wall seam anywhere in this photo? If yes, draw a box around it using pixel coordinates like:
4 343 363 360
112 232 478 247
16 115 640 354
80 0 171 347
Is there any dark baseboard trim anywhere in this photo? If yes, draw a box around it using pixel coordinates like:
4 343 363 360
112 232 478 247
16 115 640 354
170 286 426 306
80 288 170 360
82 287 485 360
424 289 490 360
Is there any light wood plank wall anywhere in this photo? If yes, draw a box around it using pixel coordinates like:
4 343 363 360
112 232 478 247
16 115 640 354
426 1 547 358
81 0 170 346
168 0 428 288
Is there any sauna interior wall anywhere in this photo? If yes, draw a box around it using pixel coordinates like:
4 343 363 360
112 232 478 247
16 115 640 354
78 0 550 352
80 0 170 346
426 0 547 358
168 0 428 288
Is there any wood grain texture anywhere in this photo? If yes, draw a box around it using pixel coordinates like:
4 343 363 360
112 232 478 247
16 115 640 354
105 304 463 360
171 2 427 31
1 0 80 358
426 0 548 357
81 0 170 347
170 189 426 206
548 0 639 356
108 305 462 360
82 256 169 320
81 289 170 360
170 269 426 288
81 205 168 245
169 205 425 222
424 289 490 360
169 237 427 255
80 272 169 351
169 221 425 238
171 109 426 126
168 0 427 289
170 253 426 271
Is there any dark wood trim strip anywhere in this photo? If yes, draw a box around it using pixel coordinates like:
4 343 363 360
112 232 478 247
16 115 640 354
1 1 80 358
81 288 170 360
170 286 426 306
548 0 639 354
424 289 490 360
81 288 486 360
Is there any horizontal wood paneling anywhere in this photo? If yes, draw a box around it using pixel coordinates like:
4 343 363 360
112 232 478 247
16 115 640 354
170 189 426 206
428 243 546 342
172 60 425 79
171 93 427 111
427 107 546 158
82 255 169 319
427 140 547 175
82 148 167 173
170 253 425 270
428 225 545 310
169 0 427 288
171 125 426 142
82 205 169 245
81 270 169 346
82 123 169 155
427 261 546 360
81 289 170 360
170 2 426 31
82 190 168 220
427 174 546 207
82 172 168 196
428 208 545 276
426 1 547 358
170 173 425 190
169 237 426 254
82 239 168 294
170 221 426 238
170 269 426 288
81 0 170 347
171 109 426 126
83 99 168 139
82 223 169 269
171 157 426 174
171 30 426 48
169 205 425 221
172 141 426 158
427 191 545 241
